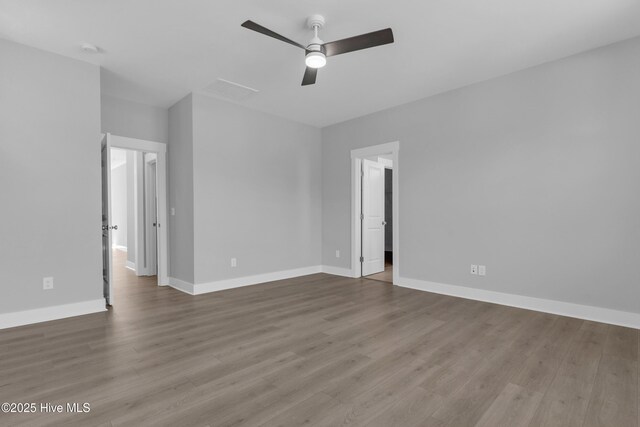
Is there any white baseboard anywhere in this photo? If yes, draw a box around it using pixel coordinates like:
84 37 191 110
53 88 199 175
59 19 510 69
168 277 195 295
194 266 323 295
321 265 357 278
0 299 106 330
126 261 136 271
397 276 640 330
169 266 324 296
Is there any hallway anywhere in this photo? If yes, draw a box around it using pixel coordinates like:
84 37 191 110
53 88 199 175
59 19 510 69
110 248 159 312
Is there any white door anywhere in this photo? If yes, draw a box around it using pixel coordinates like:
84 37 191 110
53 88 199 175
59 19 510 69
101 134 114 305
362 159 386 276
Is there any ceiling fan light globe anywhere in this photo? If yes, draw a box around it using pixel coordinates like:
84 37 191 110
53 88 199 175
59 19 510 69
305 51 326 68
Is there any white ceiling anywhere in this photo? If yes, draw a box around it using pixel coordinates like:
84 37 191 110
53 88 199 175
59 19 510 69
1 0 640 127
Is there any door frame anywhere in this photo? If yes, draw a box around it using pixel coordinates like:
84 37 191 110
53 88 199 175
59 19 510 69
351 141 400 283
144 154 158 276
103 133 169 287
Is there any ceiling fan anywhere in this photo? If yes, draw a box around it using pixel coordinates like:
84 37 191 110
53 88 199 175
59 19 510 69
241 15 394 86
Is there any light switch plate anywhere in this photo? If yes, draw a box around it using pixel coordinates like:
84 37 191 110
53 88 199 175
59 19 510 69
479 265 486 276
231 258 237 268
336 250 340 258
43 277 54 290
470 265 478 275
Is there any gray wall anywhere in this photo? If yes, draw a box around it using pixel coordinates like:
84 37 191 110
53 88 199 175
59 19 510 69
322 36 640 314
101 94 169 143
0 39 102 313
167 95 195 283
191 94 322 284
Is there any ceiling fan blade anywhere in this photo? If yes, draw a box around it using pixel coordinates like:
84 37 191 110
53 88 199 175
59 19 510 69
323 28 394 57
241 20 306 50
301 67 317 86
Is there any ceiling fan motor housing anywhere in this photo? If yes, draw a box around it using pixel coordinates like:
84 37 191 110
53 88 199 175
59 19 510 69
307 43 324 53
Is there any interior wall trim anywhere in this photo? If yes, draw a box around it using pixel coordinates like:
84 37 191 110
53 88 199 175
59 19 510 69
321 265 358 278
397 276 640 330
167 277 195 295
193 266 323 295
0 299 107 330
169 265 363 296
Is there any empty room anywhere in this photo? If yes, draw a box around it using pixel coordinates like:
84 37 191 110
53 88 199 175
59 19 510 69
1 1 639 426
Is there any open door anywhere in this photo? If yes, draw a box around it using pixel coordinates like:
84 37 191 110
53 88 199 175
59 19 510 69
362 159 386 276
101 134 114 305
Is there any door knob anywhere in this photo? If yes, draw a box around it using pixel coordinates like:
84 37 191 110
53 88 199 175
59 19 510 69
382 221 387 226
111 225 118 230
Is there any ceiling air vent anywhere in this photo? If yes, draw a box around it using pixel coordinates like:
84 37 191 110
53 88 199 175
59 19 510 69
202 78 259 102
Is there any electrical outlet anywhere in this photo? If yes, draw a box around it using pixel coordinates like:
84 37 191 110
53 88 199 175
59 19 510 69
335 250 340 258
43 277 54 290
170 207 176 216
479 265 486 276
470 265 478 275
231 258 237 268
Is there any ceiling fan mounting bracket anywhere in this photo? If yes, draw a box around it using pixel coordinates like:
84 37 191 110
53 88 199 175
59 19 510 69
306 15 325 30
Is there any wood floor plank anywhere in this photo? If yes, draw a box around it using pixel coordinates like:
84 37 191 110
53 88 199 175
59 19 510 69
320 358 437 425
209 353 373 427
583 325 639 427
582 354 637 427
474 382 543 427
257 392 342 427
511 317 584 393
429 312 558 425
528 321 609 427
363 386 445 427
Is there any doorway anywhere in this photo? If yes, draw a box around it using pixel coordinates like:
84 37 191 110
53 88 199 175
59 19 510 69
101 134 168 306
351 141 399 284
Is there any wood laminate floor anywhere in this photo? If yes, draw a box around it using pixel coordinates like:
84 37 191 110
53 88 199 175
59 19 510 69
365 263 393 284
0 251 638 427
